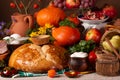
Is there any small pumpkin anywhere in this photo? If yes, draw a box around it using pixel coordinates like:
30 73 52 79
36 4 66 26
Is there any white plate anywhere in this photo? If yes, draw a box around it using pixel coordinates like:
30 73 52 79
77 16 109 24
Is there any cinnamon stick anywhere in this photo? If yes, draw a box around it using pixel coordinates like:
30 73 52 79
105 38 120 59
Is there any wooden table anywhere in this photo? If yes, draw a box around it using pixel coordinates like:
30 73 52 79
0 73 120 80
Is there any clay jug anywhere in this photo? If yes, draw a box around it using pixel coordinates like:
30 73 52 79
9 13 33 37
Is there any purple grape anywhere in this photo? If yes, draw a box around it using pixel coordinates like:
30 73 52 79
53 0 66 9
54 1 59 7
63 0 66 6
79 0 96 8
58 3 63 8
81 1 84 5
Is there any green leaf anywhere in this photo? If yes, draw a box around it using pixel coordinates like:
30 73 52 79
79 40 87 46
59 18 76 28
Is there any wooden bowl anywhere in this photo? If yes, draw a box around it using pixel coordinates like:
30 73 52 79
30 35 50 45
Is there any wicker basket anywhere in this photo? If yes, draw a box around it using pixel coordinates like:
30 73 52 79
96 59 119 76
105 25 120 31
95 29 120 76
100 29 120 44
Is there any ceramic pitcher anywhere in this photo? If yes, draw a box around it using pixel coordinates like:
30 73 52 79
9 13 33 37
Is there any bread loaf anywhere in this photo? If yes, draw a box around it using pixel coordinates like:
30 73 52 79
9 43 69 73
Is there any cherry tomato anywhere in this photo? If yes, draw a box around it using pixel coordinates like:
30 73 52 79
10 2 16 8
85 28 102 43
52 26 81 46
33 4 39 9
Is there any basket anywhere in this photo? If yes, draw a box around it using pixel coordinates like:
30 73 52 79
100 29 120 44
96 48 119 76
105 25 120 31
95 29 120 76
96 59 119 76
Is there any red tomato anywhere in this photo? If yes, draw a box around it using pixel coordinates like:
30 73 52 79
52 26 81 46
103 5 117 18
10 2 16 8
88 50 97 64
85 28 102 43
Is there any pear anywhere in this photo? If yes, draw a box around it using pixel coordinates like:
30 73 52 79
102 41 113 52
110 35 120 49
102 35 120 52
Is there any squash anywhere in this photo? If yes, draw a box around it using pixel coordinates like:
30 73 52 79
36 4 66 26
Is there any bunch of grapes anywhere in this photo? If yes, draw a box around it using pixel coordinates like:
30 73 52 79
53 0 66 9
79 0 96 8
53 0 96 10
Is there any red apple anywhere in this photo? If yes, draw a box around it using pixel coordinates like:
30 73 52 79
88 50 97 64
103 5 117 19
85 28 102 43
65 0 80 8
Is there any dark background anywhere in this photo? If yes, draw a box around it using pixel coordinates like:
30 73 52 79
0 0 120 22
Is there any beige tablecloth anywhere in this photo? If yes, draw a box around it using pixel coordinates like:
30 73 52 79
0 73 120 80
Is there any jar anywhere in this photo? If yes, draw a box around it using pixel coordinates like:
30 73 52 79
69 52 88 72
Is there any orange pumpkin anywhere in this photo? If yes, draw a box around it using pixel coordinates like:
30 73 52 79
36 5 66 26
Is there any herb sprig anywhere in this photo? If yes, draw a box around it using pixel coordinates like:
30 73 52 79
68 40 96 53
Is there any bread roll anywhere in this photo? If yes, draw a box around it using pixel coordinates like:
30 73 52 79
9 43 69 73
